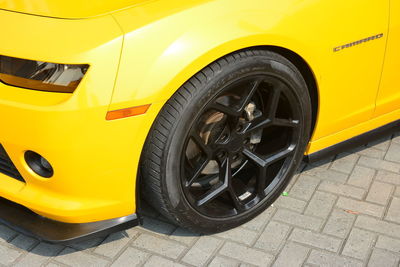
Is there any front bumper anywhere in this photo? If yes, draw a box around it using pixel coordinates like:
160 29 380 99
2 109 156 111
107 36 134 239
0 10 162 226
0 196 141 244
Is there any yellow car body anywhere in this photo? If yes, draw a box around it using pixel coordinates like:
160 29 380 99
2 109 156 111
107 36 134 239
0 0 398 241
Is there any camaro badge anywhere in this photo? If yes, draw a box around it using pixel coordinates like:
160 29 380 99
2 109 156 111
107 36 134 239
334 33 384 52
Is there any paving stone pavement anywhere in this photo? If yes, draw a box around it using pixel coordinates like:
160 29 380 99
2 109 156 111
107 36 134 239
1 132 400 266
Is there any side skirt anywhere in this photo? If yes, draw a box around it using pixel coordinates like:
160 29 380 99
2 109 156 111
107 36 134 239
305 119 400 163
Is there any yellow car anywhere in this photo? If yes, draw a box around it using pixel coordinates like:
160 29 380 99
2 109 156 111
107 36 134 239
0 0 398 243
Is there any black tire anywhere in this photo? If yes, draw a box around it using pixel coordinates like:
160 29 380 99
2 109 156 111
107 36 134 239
141 49 312 233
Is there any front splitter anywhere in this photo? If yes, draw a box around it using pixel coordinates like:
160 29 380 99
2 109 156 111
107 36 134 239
0 197 141 244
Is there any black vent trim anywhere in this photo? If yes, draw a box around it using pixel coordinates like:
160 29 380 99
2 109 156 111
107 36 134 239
0 145 24 182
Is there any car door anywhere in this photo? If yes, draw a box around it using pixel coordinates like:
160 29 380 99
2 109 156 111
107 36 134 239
374 0 400 117
300 0 390 149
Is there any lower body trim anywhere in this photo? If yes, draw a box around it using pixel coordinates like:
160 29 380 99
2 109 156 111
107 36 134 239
305 119 400 163
0 197 141 244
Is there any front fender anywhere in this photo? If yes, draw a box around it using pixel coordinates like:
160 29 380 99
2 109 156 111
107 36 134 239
111 0 388 153
110 0 321 110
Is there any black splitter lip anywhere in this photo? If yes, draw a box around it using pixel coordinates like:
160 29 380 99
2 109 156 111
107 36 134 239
0 197 141 244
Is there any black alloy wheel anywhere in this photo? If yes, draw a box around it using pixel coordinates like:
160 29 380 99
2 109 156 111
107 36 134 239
141 49 312 233
182 74 302 218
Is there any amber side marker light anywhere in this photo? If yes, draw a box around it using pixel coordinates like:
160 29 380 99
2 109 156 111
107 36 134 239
106 104 151 120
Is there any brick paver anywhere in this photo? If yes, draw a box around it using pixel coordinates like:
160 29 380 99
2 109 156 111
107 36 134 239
2 132 400 266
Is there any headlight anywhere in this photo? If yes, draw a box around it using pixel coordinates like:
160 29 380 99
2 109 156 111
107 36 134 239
0 55 89 93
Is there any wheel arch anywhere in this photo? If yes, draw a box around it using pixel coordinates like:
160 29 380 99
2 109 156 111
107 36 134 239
263 46 319 139
135 45 320 213
137 47 315 231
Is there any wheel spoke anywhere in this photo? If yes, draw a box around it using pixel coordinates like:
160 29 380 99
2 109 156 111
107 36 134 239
266 86 281 119
243 144 295 168
273 118 299 128
238 78 263 112
256 166 268 194
210 103 240 117
220 156 232 184
190 130 213 158
228 187 246 212
185 158 210 187
264 145 296 165
242 149 268 167
244 116 272 134
196 156 231 207
196 182 227 207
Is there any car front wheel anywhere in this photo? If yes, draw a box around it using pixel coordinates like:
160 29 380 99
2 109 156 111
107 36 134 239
141 49 312 233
